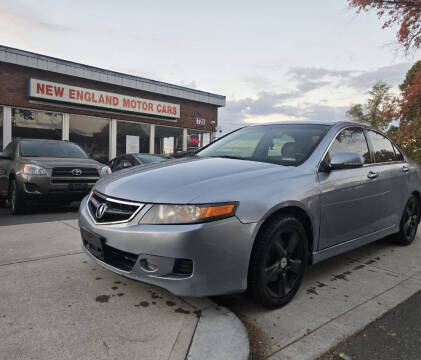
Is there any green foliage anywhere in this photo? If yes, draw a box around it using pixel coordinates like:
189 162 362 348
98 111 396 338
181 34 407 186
346 81 392 130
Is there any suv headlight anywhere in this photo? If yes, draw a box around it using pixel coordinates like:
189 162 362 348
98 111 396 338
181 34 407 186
139 203 238 224
99 166 112 177
23 164 47 176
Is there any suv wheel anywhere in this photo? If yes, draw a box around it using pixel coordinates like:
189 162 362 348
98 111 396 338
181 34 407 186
247 216 308 308
10 179 25 215
393 195 420 246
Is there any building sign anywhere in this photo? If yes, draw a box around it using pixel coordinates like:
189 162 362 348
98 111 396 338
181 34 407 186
29 79 180 118
196 118 206 125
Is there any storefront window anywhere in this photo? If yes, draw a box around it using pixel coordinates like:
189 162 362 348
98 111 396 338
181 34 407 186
0 107 3 150
12 108 63 140
187 129 211 150
117 121 150 156
69 114 109 164
155 126 183 155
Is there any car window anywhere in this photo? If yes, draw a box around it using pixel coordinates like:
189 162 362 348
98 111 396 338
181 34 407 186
393 144 404 161
108 159 115 168
197 124 330 166
112 157 126 171
134 154 166 164
367 130 396 163
19 140 89 158
327 128 371 164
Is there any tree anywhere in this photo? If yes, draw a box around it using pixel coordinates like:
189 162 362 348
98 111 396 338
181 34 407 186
389 61 421 162
348 0 421 52
346 81 392 130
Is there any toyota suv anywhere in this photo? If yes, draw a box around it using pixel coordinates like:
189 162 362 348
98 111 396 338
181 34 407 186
0 139 111 214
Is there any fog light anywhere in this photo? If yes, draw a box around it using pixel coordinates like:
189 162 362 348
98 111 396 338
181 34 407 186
139 258 159 272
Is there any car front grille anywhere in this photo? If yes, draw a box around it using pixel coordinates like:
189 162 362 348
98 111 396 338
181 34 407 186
88 191 143 224
51 167 99 184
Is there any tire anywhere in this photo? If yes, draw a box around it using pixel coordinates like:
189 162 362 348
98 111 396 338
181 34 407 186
393 195 420 246
247 216 309 309
10 179 26 215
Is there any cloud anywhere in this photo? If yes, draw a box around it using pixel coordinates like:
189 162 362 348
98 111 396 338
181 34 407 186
0 7 70 33
346 63 410 90
288 67 353 82
219 62 410 134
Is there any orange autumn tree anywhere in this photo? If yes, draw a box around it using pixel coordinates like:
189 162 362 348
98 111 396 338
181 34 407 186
388 61 421 162
348 0 421 52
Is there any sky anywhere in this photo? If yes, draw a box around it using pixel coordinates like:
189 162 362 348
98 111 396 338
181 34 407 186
0 0 418 134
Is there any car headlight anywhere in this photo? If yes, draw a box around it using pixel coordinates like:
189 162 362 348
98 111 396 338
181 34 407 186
139 203 238 224
99 166 112 177
23 164 47 176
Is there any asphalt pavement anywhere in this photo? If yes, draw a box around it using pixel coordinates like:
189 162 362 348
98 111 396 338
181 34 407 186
319 290 421 360
0 202 79 226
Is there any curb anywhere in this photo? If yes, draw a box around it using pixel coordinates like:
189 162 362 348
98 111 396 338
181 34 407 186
182 298 250 360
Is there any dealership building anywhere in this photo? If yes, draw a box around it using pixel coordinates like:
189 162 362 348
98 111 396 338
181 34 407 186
0 45 225 163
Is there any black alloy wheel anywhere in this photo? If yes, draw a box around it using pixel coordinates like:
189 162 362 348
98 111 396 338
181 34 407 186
248 216 308 308
394 195 420 245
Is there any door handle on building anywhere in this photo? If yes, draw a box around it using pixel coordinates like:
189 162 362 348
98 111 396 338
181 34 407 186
367 171 378 179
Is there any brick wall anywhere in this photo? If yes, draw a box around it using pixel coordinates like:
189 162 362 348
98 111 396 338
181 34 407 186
0 62 218 132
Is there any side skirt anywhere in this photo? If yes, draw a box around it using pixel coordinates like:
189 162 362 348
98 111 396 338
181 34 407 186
312 225 398 264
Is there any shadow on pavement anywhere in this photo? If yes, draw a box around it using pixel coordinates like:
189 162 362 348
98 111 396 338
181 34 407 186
0 202 79 226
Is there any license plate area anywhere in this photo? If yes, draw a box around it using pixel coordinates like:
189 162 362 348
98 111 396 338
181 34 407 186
81 228 104 261
69 183 88 190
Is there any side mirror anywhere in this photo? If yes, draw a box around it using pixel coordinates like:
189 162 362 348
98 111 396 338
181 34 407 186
0 152 11 160
328 152 364 170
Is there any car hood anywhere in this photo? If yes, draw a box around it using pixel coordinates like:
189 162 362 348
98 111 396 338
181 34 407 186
95 157 290 203
19 157 103 169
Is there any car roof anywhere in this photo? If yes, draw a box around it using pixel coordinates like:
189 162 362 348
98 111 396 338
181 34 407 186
249 120 363 127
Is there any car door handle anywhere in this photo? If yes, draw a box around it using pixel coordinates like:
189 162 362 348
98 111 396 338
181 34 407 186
367 171 378 179
403 165 409 173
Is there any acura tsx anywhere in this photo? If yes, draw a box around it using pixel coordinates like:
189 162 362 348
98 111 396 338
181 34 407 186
78 121 421 308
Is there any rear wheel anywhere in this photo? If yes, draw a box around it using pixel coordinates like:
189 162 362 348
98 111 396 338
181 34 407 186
247 216 308 308
393 195 420 246
10 179 25 215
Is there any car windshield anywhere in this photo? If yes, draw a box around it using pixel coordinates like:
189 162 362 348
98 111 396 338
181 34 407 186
19 140 89 159
134 154 166 163
197 124 330 166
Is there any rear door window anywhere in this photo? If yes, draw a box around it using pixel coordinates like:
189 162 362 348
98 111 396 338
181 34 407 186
367 131 396 163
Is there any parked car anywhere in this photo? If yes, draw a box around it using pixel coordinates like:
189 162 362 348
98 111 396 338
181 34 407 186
0 139 111 214
107 153 168 172
78 121 421 308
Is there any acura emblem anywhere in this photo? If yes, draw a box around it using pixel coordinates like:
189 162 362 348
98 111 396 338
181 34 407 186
71 168 82 176
96 203 107 219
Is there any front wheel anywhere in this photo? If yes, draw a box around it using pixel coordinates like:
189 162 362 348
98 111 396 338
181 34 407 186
393 195 420 246
247 216 308 309
10 179 26 215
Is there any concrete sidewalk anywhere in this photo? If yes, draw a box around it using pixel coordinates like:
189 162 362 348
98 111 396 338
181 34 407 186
0 219 249 360
216 229 421 360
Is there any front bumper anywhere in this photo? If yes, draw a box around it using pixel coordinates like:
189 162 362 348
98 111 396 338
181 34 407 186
78 196 257 297
17 173 94 201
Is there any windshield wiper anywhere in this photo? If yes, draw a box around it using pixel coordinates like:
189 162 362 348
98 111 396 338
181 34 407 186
209 155 247 160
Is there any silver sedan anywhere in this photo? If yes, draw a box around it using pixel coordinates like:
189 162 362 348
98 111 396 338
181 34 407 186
78 121 421 308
